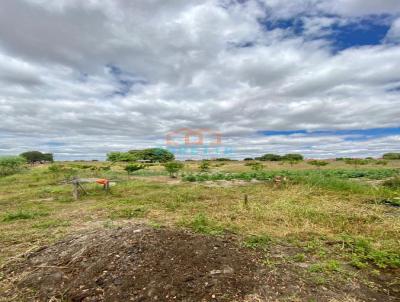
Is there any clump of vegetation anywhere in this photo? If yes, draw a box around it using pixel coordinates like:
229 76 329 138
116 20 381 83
308 160 329 169
199 161 210 172
247 162 264 171
382 177 400 189
163 161 184 178
181 213 224 235
110 207 148 219
20 151 53 164
344 158 369 168
2 210 49 222
342 236 400 269
48 164 62 173
256 153 304 162
125 163 145 175
383 152 400 160
257 154 282 161
0 156 26 177
107 148 174 163
182 168 399 185
243 235 271 250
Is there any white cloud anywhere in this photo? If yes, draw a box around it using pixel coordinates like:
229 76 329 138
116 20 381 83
0 0 399 159
386 18 400 42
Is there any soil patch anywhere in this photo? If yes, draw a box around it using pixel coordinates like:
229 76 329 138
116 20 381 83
1 226 398 302
1 226 266 302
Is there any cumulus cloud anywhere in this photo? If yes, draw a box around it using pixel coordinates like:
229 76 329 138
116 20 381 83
0 0 399 159
386 18 400 42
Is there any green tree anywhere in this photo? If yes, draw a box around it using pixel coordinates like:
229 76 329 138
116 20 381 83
258 154 282 161
163 162 184 178
0 156 26 176
107 148 175 163
137 148 175 163
107 152 136 162
20 151 53 164
282 153 304 161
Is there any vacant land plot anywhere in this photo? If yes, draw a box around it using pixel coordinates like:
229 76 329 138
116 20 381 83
0 161 399 301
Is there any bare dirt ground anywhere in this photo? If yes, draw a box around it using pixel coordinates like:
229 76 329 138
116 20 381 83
1 226 398 302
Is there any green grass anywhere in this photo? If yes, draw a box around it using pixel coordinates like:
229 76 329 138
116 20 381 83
0 161 399 275
180 213 225 235
109 207 148 219
183 168 400 183
32 219 71 229
2 210 49 222
243 234 271 250
342 236 400 269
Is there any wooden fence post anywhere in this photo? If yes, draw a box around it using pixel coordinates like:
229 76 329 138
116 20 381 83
72 181 79 200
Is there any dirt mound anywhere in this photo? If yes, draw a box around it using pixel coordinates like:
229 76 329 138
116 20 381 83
2 226 399 302
1 226 266 302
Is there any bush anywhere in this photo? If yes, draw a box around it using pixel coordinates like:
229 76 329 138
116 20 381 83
383 153 400 160
199 161 210 172
375 160 388 166
344 158 369 168
0 156 26 176
125 163 145 175
248 162 264 171
382 177 400 189
308 160 329 169
163 162 184 178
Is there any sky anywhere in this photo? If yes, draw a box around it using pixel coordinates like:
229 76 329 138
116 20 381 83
0 0 400 160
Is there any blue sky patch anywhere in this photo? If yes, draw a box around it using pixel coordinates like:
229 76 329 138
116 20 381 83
260 15 391 51
329 19 391 51
106 64 147 97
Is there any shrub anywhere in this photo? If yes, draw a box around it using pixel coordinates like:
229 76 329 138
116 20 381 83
375 160 388 166
308 160 329 169
0 156 26 177
183 213 224 235
125 163 145 175
344 158 369 168
383 153 400 160
248 162 264 171
243 157 254 161
163 161 184 178
48 164 62 173
382 177 400 189
199 161 210 172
